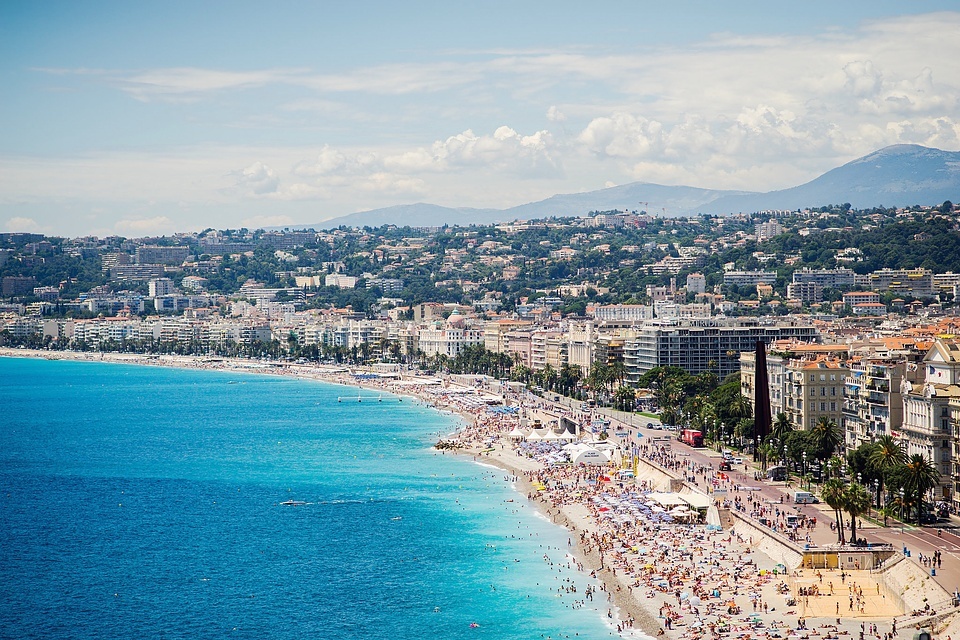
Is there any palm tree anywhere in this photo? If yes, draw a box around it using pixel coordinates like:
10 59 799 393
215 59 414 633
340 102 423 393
770 413 793 463
810 416 843 461
868 435 906 508
727 393 752 449
877 504 895 527
895 454 941 524
821 478 847 544
843 482 872 543
698 402 719 447
608 361 626 392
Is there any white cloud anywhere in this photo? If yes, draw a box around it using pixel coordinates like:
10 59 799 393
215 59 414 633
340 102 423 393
431 126 560 175
4 217 43 232
579 113 665 159
546 106 566 122
236 161 280 195
843 60 883 98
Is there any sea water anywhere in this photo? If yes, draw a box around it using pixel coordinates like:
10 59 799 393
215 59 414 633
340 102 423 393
0 357 641 639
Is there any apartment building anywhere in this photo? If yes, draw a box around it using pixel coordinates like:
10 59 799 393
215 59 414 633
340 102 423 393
592 304 653 323
781 356 849 433
628 319 820 381
902 340 960 504
842 356 919 450
565 321 595 376
723 271 777 287
484 319 531 354
866 268 936 299
417 321 483 358
148 278 176 297
786 281 823 304
136 245 190 265
686 273 706 294
531 329 567 372
791 268 856 289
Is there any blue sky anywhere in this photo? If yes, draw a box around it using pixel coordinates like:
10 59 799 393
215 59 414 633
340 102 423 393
2 1 959 237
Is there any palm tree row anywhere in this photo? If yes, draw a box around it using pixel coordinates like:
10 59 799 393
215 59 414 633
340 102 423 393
767 414 942 527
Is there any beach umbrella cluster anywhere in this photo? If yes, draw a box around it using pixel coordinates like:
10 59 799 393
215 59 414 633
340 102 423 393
591 491 681 525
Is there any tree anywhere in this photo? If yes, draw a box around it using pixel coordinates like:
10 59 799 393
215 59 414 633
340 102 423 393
607 361 626 391
772 412 794 442
821 478 848 544
868 435 906 507
891 454 941 524
843 482 872 543
766 413 793 466
614 385 636 412
810 416 843 461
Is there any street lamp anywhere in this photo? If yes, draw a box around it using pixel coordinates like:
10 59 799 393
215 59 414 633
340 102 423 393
802 451 808 490
899 488 905 534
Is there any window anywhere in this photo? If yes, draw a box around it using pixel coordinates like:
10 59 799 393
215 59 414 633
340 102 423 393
830 374 836 381
831 402 837 412
810 388 816 397
821 387 826 396
820 402 826 412
820 374 826 381
831 387 836 396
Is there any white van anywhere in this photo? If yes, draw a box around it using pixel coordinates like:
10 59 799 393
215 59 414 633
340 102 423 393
793 491 819 504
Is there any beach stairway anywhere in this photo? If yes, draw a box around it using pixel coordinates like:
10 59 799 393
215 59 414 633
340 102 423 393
714 506 735 529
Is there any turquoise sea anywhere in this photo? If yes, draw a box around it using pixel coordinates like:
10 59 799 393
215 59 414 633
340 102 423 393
0 357 632 639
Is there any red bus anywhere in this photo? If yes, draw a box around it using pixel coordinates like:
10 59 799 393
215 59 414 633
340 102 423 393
680 429 704 447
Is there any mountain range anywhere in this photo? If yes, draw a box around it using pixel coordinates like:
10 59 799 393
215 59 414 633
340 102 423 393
300 144 960 229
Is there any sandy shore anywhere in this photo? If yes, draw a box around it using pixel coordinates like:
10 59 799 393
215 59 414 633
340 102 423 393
4 347 955 640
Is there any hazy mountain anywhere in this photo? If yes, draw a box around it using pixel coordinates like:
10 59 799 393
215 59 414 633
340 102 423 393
311 203 501 229
501 182 752 219
698 144 960 214
299 145 958 229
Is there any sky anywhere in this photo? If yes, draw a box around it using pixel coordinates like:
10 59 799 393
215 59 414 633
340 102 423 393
1 1 959 238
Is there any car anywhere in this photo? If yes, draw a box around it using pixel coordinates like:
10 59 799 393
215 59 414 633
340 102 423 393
718 461 731 471
919 512 940 524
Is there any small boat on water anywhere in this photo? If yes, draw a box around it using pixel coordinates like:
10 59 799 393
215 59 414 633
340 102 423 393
280 500 307 506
